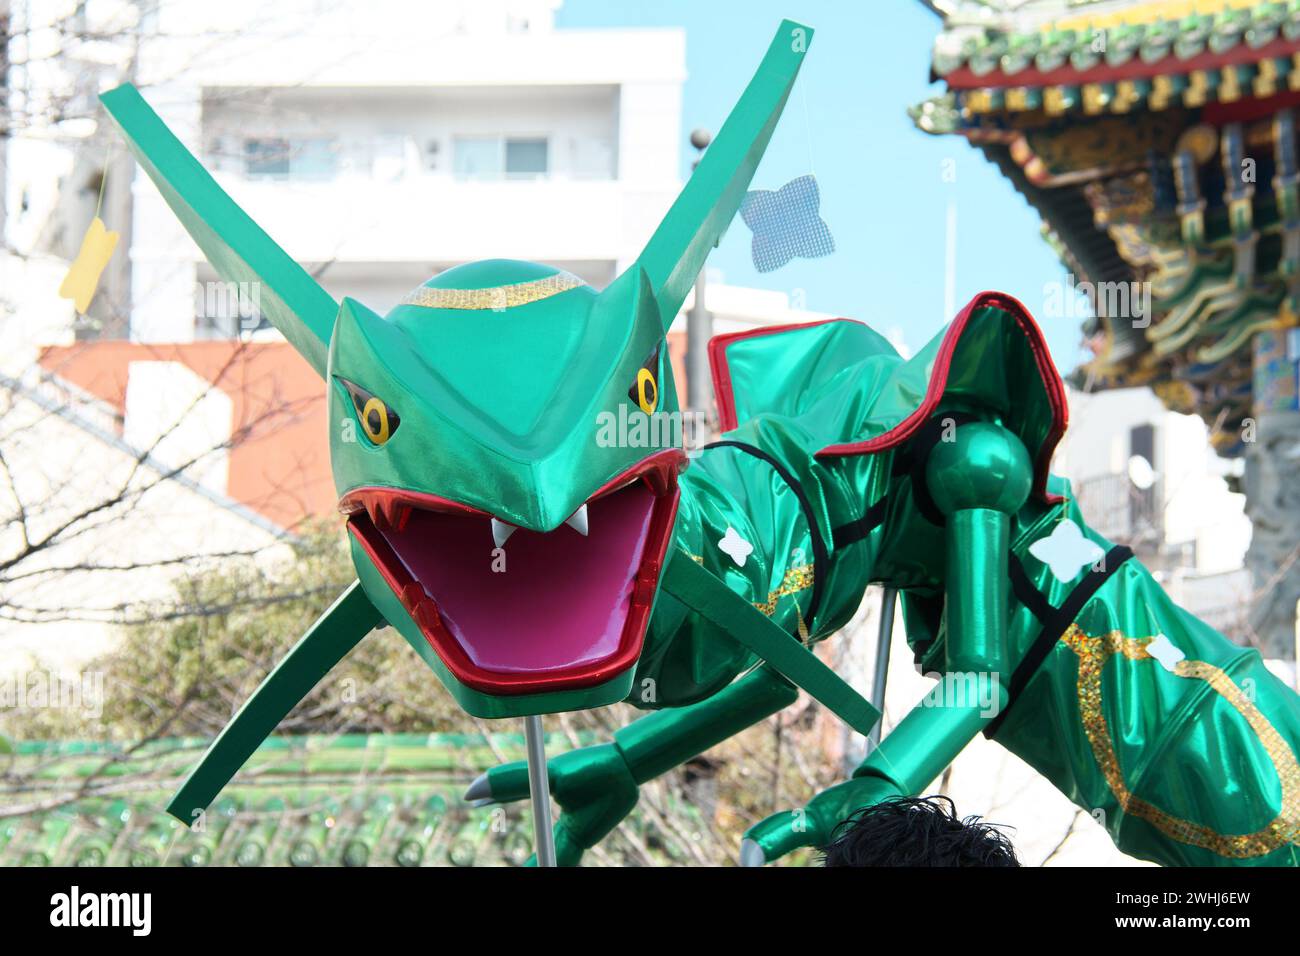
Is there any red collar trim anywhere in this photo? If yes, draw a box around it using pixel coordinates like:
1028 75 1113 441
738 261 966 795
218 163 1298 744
708 317 865 434
706 293 1068 506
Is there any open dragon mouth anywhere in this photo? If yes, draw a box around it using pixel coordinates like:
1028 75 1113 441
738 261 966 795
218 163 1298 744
341 450 683 696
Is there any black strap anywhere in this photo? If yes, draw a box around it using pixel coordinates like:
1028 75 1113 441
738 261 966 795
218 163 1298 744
1008 551 1054 624
831 495 888 549
701 440 828 629
984 544 1134 738
828 411 984 547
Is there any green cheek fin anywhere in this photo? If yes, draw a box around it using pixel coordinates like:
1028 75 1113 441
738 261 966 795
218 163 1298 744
166 581 382 825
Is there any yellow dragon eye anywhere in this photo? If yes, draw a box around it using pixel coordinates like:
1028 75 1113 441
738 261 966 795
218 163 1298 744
627 344 661 414
361 397 391 444
340 379 400 446
635 368 658 414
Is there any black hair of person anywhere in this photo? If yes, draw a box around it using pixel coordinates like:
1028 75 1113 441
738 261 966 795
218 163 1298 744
820 795 1020 867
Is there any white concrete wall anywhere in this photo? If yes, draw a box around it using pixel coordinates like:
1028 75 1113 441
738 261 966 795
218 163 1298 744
670 278 836 335
123 361 232 497
0 383 285 678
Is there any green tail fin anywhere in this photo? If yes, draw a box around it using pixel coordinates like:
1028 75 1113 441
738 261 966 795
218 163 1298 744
634 19 813 328
100 84 338 376
166 581 381 825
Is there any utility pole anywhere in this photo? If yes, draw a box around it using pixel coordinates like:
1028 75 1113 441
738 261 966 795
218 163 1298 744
685 127 712 416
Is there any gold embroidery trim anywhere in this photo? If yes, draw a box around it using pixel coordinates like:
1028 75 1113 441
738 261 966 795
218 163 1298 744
1061 624 1300 858
752 564 814 617
401 271 585 311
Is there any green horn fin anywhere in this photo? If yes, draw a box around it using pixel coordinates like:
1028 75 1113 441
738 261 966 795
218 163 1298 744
165 581 382 825
99 84 338 377
634 19 813 329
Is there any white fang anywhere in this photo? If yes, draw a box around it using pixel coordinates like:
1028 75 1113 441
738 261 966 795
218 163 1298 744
491 518 517 548
566 504 589 536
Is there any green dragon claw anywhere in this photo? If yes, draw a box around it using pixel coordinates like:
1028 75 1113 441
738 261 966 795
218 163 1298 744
473 743 640 866
741 775 903 865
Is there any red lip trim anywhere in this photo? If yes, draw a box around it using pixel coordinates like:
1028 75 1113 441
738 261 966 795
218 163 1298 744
339 487 488 534
344 450 684 695
707 292 1068 505
338 449 687 524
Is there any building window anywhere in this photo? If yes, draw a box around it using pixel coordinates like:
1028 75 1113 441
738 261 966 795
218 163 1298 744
244 138 291 178
292 139 339 180
453 136 549 180
453 138 499 179
1130 423 1155 468
1128 423 1158 538
243 137 338 180
505 138 548 179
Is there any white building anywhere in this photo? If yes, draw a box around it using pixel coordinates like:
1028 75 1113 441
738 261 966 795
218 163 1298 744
120 0 685 340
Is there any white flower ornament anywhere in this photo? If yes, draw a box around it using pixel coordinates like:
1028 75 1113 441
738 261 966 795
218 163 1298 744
718 526 754 568
1145 634 1185 673
1028 519 1106 583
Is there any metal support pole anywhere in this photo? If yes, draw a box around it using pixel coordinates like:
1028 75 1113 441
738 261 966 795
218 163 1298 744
524 714 557 867
686 263 711 412
866 587 897 751
685 129 712 416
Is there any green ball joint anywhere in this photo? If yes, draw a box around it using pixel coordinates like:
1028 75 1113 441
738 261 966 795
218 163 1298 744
925 422 1033 679
925 421 1033 517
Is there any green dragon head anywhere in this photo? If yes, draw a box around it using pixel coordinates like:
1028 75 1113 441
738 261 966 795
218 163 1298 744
333 260 686 716
102 19 812 719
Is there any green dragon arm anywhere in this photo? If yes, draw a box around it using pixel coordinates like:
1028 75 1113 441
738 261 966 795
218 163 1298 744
467 664 797 865
613 664 797 783
739 414 1300 867
741 693 999 864
741 422 1027 863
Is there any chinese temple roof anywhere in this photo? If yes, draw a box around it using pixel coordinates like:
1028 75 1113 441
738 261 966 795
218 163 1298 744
916 0 1300 455
936 2 1291 78
0 733 701 867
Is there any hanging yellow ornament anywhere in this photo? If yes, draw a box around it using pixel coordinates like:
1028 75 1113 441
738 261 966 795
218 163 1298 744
58 216 120 314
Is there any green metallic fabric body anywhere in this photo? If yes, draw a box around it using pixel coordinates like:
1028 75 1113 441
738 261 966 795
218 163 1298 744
987 489 1300 866
635 303 1064 703
634 301 1300 866
636 320 898 706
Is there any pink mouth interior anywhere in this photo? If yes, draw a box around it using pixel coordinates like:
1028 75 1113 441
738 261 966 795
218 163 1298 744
378 483 656 674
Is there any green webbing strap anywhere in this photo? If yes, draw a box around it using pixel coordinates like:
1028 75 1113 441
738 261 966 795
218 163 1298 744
660 550 880 737
166 580 382 825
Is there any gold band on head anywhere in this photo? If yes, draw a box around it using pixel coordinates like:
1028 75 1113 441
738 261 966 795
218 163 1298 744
401 270 585 311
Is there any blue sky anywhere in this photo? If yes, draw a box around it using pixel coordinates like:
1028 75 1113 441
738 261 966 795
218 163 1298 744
559 0 1086 369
